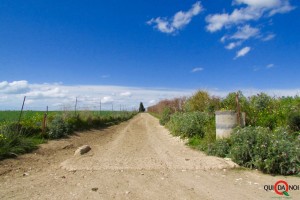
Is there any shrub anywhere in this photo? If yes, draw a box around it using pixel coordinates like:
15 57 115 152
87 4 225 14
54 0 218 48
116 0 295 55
288 112 300 132
48 116 72 139
167 112 210 138
207 139 230 157
230 127 269 168
221 91 249 111
159 107 172 125
186 91 210 112
230 126 300 175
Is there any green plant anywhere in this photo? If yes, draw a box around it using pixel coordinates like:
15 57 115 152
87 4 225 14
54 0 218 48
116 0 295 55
159 107 172 125
230 126 300 175
288 112 300 132
221 91 248 111
0 124 38 160
185 90 210 112
167 111 210 138
48 116 72 139
207 138 231 157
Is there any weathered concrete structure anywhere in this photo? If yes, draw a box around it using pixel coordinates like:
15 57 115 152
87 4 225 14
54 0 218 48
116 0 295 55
215 110 245 139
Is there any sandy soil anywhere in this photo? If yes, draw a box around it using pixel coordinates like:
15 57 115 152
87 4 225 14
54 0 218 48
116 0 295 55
0 113 299 200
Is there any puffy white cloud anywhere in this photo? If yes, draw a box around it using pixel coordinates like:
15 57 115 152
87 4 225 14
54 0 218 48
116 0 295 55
206 7 262 32
191 67 204 73
25 87 67 99
206 0 294 32
147 1 203 34
234 0 281 8
268 0 295 16
235 46 251 59
225 41 242 49
0 80 30 94
231 25 260 40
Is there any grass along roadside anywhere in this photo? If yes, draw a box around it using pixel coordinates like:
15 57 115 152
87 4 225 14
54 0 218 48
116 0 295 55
0 110 137 160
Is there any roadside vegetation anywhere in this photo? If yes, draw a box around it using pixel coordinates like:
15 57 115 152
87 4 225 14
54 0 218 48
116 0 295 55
148 91 300 175
0 110 137 160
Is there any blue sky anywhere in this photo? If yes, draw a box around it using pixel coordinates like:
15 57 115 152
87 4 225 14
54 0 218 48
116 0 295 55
0 0 300 110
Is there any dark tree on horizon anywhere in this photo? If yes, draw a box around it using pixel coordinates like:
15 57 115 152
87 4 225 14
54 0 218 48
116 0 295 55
139 102 146 112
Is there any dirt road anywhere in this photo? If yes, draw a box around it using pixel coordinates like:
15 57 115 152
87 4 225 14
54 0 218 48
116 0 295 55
0 113 299 199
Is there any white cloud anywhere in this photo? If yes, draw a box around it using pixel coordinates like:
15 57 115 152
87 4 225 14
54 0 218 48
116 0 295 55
206 7 262 32
147 1 203 34
0 80 196 110
0 80 30 94
220 36 228 43
149 100 156 104
231 25 260 40
235 46 251 59
2 80 300 110
225 41 242 49
266 63 275 69
206 0 294 32
268 1 295 16
120 91 132 97
25 87 67 99
234 0 281 8
101 96 114 104
262 33 276 41
191 67 204 73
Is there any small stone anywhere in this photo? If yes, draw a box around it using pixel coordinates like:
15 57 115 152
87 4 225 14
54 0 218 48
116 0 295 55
74 145 91 156
141 173 144 175
61 176 66 179
92 188 98 192
23 173 29 176
185 158 190 161
125 191 130 195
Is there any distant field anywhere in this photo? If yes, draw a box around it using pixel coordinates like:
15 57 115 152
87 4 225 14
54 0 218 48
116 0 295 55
0 110 127 123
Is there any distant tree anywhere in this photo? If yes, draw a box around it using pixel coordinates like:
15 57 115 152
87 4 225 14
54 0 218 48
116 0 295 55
139 102 146 112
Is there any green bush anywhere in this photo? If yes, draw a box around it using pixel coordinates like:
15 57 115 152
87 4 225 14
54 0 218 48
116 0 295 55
207 138 230 157
230 126 300 175
167 112 209 138
288 112 300 132
48 116 72 139
159 107 172 125
185 91 210 112
0 124 38 159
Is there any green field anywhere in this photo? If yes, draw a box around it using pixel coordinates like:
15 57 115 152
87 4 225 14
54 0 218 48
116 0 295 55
0 110 129 123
